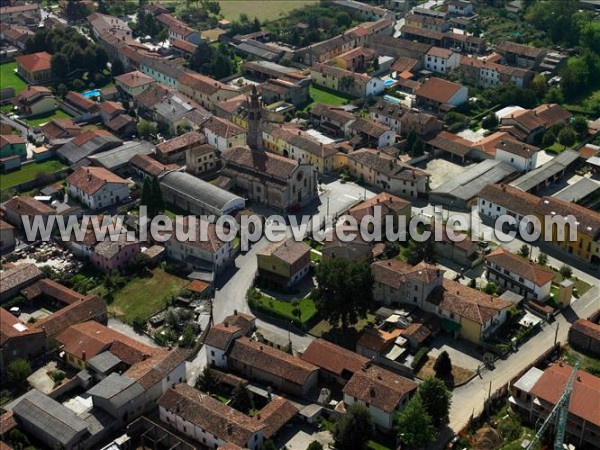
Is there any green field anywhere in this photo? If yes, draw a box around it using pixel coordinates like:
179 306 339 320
0 62 28 95
23 109 73 128
217 0 317 22
107 268 188 324
248 289 318 326
0 159 66 191
308 84 354 107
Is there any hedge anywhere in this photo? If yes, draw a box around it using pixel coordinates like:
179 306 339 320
411 347 430 370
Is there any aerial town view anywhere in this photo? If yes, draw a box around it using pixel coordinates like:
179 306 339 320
0 0 599 449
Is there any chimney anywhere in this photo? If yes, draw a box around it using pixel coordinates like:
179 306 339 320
82 350 87 361
234 309 238 315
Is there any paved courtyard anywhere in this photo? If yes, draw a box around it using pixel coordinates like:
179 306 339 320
277 424 334 450
417 158 475 190
429 334 483 371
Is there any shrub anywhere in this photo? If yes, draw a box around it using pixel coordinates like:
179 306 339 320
412 347 430 370
559 265 573 279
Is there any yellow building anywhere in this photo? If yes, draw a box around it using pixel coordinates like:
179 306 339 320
535 196 600 264
256 238 312 288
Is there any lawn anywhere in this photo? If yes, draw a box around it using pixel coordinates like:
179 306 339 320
248 289 319 327
107 267 188 324
22 109 73 128
217 0 317 22
309 312 376 350
0 62 27 94
547 267 592 297
303 84 355 110
1 158 66 191
561 346 600 377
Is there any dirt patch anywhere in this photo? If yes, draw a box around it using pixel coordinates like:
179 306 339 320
473 427 501 450
416 356 475 385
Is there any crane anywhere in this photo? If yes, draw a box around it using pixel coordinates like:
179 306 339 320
526 360 580 450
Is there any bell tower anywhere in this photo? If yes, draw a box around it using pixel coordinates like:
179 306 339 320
247 85 263 151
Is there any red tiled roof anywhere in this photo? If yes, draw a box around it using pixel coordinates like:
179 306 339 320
486 247 555 286
156 131 205 156
416 77 464 104
66 166 128 196
204 322 241 351
33 295 107 339
114 70 155 89
15 51 51 73
3 195 53 216
301 338 369 377
571 319 600 343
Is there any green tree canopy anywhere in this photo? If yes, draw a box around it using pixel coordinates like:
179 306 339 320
230 383 254 414
418 378 452 428
396 394 435 449
7 359 32 385
332 403 374 450
433 351 452 379
313 259 373 329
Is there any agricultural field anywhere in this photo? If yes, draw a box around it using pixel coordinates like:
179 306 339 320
218 0 317 22
0 62 28 95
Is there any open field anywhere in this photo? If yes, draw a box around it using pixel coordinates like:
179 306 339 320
1 159 66 190
306 85 354 109
0 62 28 94
217 0 317 22
107 268 188 324
416 356 475 385
22 109 73 128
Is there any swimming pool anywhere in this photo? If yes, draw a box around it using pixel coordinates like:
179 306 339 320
82 89 101 99
383 95 402 105
383 79 396 87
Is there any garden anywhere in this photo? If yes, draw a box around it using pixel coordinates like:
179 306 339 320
246 287 319 330
0 158 66 191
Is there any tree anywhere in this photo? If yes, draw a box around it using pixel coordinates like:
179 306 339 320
405 238 436 265
557 126 576 149
7 359 31 384
261 441 277 450
51 52 70 80
396 394 435 449
307 441 324 450
313 259 373 329
433 351 452 379
212 52 234 79
190 41 215 75
406 130 424 157
542 129 556 147
137 119 157 139
544 87 564 104
230 383 254 414
517 244 530 258
483 282 498 295
418 378 452 428
531 74 547 99
571 116 588 136
151 177 165 213
481 113 499 130
559 264 573 279
140 178 156 218
537 253 548 266
332 403 374 450
195 367 220 393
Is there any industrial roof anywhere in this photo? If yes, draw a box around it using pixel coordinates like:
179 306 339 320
89 141 155 171
553 178 600 203
57 131 123 165
87 373 144 409
432 160 517 202
509 150 579 192
159 171 244 215
88 351 122 374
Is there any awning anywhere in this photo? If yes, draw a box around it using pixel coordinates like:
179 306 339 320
442 319 461 332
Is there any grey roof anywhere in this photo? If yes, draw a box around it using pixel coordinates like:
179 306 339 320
509 150 579 192
153 94 195 123
553 178 600 203
11 389 89 446
58 133 123 165
513 367 544 393
88 351 122 374
89 141 155 171
160 171 244 215
87 373 144 409
499 290 524 304
431 160 517 201
237 41 281 61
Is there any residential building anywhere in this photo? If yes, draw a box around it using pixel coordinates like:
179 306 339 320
0 307 46 370
494 139 539 172
0 4 41 24
346 148 429 198
500 103 571 143
257 238 311 288
13 86 56 116
331 46 377 72
204 312 256 368
222 146 317 211
535 196 600 264
309 103 356 137
15 51 52 84
448 0 474 15
139 58 185 89
301 338 369 385
66 166 130 210
0 220 16 254
477 183 540 231
262 122 342 174
159 171 245 217
0 263 43 302
162 217 235 273
2 195 53 230
90 234 141 272
432 223 480 267
40 118 82 143
343 365 417 430
185 143 219 176
156 131 206 165
485 247 555 301
0 134 26 160
348 117 396 149
569 319 600 357
332 0 395 21
405 13 449 33
202 116 247 152
496 41 547 69
460 56 534 88
130 154 180 179
114 71 156 98
177 72 240 111
228 336 319 398
510 363 599 448
347 192 412 238
423 47 460 74
310 63 385 99
414 77 468 112
509 149 579 193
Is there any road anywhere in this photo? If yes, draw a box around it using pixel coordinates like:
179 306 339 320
447 283 600 434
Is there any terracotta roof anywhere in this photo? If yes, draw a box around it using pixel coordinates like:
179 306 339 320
262 123 338 159
486 247 555 286
495 139 539 158
99 100 125 116
428 280 512 325
497 41 546 59
65 91 97 112
156 131 205 156
34 295 107 339
460 56 532 78
204 322 241 351
343 365 417 413
256 397 299 438
301 338 369 377
203 116 246 139
164 217 227 253
123 347 188 389
21 278 86 304
535 196 600 239
158 384 264 447
391 56 419 73
477 183 539 217
347 148 428 181
130 153 173 177
310 103 356 124
115 70 155 89
348 192 411 222
0 308 44 347
470 131 516 157
222 145 300 180
178 72 234 96
186 279 210 294
172 38 197 54
371 259 441 290
16 85 52 103
228 337 318 386
350 117 391 139
427 131 472 157
258 238 310 266
93 233 139 260
40 118 81 140
530 362 600 427
15 51 51 73
571 319 600 343
223 312 255 335
416 77 464 104
427 46 454 59
66 166 128 196
3 195 53 216
0 411 17 436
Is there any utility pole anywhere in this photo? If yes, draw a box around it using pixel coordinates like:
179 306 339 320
554 322 560 346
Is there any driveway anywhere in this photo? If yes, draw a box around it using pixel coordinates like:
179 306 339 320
107 318 159 348
276 423 334 450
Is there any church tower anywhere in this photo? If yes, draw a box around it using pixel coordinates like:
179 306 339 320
247 85 263 151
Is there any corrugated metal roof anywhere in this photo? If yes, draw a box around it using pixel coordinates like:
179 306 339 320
89 141 155 170
510 150 579 192
87 373 144 409
553 178 600 202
